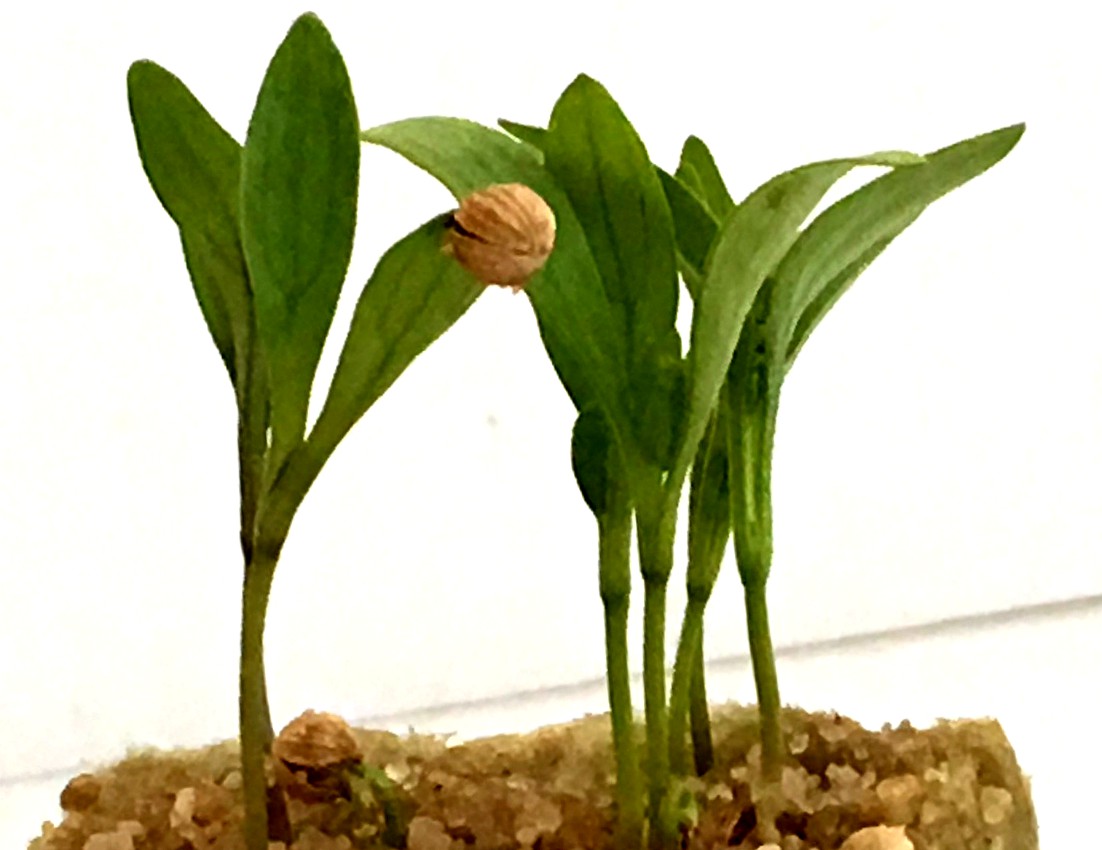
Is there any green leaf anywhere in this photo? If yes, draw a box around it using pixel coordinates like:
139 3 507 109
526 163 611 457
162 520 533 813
658 169 717 299
725 279 782 587
719 124 1024 587
240 13 360 470
675 136 735 220
126 60 250 385
308 215 482 455
686 400 731 600
571 406 617 517
362 117 630 434
504 115 714 307
671 151 912 509
498 118 548 150
543 75 679 382
775 124 1025 370
784 238 892 368
634 329 687 470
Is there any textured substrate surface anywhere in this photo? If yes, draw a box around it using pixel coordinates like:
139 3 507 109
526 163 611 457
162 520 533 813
28 704 1037 850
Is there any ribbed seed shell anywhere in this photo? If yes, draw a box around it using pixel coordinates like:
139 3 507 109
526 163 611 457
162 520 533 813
272 710 361 768
444 183 556 291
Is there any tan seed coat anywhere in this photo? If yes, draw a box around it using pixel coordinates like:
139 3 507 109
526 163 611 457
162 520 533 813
444 183 556 291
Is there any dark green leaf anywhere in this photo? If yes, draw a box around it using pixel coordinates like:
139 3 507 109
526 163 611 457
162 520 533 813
675 136 735 220
504 116 716 304
658 169 717 299
773 124 1024 368
498 119 548 150
309 215 482 455
543 75 679 379
571 406 617 517
127 60 250 384
501 116 690 479
633 329 686 470
240 13 360 468
362 117 631 436
686 400 731 600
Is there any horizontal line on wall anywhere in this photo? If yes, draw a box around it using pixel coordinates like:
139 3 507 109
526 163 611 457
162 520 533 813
354 591 1102 727
4 592 1099 788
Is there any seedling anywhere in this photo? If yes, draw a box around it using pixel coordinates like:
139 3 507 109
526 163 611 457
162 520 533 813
663 122 1025 786
127 14 486 850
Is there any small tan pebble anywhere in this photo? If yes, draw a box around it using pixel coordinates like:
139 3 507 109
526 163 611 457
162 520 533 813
919 799 943 826
826 763 865 804
170 787 196 828
60 773 101 811
116 821 144 838
407 816 452 850
426 768 457 788
81 831 134 850
980 785 1013 825
515 794 563 845
780 765 816 813
222 770 243 790
190 781 233 824
444 183 556 290
875 774 924 823
706 782 734 801
384 760 410 783
520 794 563 832
755 845 782 850
291 826 353 850
923 763 949 784
273 710 362 768
839 825 914 850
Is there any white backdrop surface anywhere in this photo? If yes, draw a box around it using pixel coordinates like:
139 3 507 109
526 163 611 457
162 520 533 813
1 0 1098 840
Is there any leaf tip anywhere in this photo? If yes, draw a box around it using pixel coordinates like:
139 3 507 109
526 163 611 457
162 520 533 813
291 10 326 31
126 58 166 93
563 72 611 101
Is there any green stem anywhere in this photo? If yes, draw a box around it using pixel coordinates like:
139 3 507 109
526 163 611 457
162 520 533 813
240 553 277 850
667 598 705 776
603 598 644 847
237 331 271 743
744 579 783 780
599 503 644 850
688 628 714 776
236 330 268 563
641 578 669 850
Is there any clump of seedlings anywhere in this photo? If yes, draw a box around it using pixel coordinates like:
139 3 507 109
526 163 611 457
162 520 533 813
126 13 492 850
377 77 1023 847
34 9 1031 850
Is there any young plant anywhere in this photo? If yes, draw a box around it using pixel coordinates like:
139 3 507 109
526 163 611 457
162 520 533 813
362 103 657 847
127 14 484 850
661 124 1025 781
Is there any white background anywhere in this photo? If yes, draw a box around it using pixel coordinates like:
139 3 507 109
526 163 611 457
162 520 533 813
1 1 1098 847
